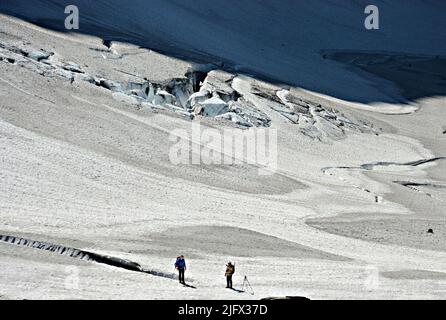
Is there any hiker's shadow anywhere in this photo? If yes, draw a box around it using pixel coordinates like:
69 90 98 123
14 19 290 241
230 288 245 293
183 283 197 289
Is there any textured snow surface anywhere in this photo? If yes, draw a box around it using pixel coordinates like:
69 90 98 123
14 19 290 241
1 2 446 300
1 0 446 105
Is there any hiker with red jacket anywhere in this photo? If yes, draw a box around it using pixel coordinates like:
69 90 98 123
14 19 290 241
175 255 187 284
225 262 235 288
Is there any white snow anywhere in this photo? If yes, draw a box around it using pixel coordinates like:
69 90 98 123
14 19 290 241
1 0 445 107
0 2 446 300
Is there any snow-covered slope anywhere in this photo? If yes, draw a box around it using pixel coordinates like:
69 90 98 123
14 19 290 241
1 2 446 300
1 0 445 104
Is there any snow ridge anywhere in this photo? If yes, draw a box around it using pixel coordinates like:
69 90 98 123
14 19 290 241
0 234 176 279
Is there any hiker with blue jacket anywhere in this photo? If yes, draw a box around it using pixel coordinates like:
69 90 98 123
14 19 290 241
175 255 187 284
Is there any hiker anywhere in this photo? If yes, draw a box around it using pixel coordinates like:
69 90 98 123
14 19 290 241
225 262 235 288
175 255 187 284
